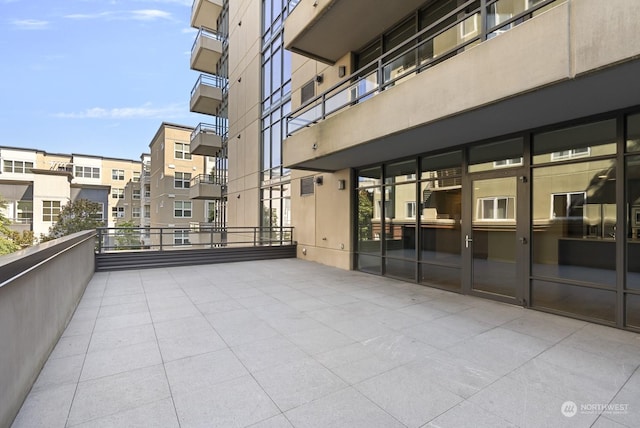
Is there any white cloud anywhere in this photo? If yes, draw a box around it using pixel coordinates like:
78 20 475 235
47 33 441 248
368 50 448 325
12 19 49 30
181 27 197 34
130 9 172 21
64 9 173 21
54 103 188 119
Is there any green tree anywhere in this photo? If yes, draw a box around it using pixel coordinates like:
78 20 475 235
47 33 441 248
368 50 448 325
114 220 142 250
0 198 20 255
358 189 374 241
45 199 104 240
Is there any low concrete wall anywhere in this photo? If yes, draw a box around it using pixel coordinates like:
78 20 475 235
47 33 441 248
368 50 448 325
0 231 96 428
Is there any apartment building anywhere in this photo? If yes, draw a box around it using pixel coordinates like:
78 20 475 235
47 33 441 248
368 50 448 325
0 146 140 237
192 0 640 331
144 122 218 246
188 0 229 231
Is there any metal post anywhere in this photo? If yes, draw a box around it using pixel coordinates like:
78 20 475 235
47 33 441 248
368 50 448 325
97 228 102 253
159 228 163 251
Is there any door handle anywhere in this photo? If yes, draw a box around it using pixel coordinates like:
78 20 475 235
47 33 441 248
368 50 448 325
519 237 527 244
465 235 473 248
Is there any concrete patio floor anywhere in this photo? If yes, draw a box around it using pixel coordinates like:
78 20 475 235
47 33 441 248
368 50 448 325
11 259 640 428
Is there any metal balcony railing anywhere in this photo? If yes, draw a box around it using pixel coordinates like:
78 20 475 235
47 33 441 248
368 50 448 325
190 122 228 142
190 173 225 187
286 0 559 135
190 74 228 98
191 26 227 55
96 226 295 252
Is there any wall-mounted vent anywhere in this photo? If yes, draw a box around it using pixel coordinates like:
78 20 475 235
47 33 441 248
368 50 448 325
300 176 314 196
301 80 315 105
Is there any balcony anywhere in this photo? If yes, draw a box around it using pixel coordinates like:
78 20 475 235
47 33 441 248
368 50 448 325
284 0 640 171
284 0 425 64
7 236 640 427
190 74 226 116
190 0 223 31
189 174 223 200
190 27 225 75
190 122 226 156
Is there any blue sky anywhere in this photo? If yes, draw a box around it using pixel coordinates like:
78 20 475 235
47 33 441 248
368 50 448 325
0 0 206 161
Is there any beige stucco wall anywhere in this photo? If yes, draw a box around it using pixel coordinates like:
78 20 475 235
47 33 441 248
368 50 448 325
227 0 262 228
291 169 352 269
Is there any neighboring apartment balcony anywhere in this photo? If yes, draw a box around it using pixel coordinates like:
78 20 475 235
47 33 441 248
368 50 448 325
284 0 425 63
190 122 226 157
191 0 223 31
284 0 640 171
189 174 224 200
190 74 226 115
190 27 225 75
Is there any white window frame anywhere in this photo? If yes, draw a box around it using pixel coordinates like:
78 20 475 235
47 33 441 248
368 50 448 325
75 165 100 179
42 200 61 222
4 160 34 174
173 229 191 246
132 189 141 200
111 206 125 218
551 192 586 219
174 142 192 160
174 201 192 218
174 172 191 189
132 171 140 182
111 169 125 180
132 206 141 218
550 147 591 161
406 201 416 218
493 157 523 168
111 188 124 199
144 205 151 219
477 196 515 220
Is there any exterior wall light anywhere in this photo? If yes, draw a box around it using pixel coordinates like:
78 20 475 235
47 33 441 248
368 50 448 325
338 179 346 190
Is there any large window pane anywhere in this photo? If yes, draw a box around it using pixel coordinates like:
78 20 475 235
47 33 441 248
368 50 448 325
627 294 640 328
358 167 382 187
628 113 640 152
385 258 415 281
532 160 617 286
420 264 460 291
469 138 523 172
385 183 416 260
532 280 616 323
358 188 380 254
533 119 617 164
627 155 640 290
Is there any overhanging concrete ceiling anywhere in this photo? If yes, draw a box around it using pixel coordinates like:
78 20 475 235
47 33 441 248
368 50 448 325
288 59 640 171
286 0 426 64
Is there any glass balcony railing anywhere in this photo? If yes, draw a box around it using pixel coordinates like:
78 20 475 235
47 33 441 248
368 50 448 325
287 0 560 135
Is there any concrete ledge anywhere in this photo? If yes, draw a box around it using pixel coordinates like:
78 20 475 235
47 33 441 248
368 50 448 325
0 231 96 428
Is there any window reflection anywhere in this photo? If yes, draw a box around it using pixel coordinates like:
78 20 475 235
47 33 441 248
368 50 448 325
626 155 640 290
533 159 617 286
